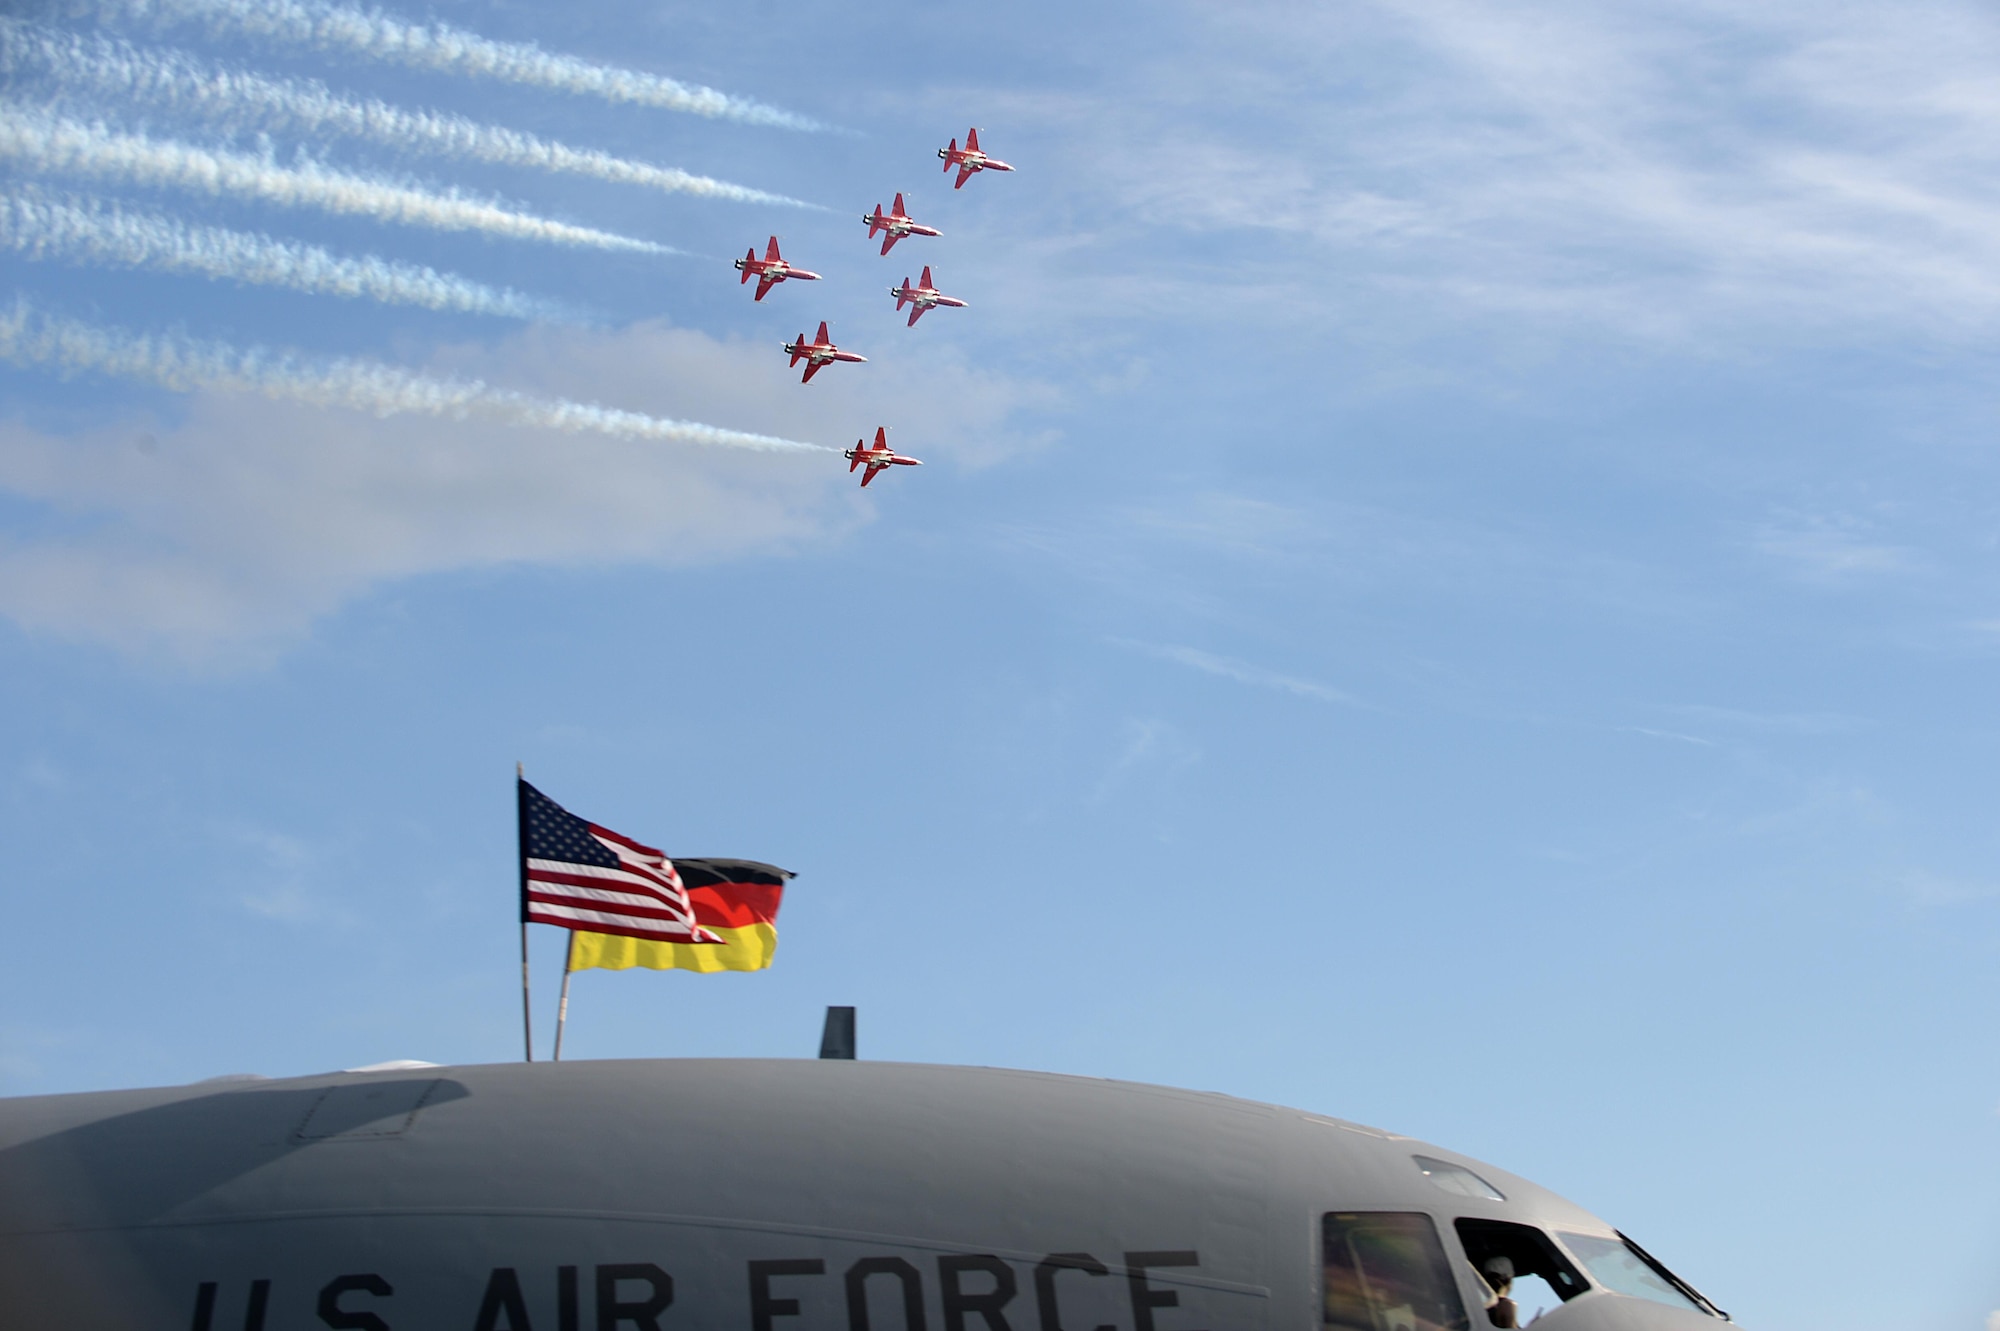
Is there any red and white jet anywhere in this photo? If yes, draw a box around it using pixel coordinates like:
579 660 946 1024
890 266 966 327
844 427 922 487
782 321 867 384
862 193 940 256
939 127 1013 189
734 236 820 301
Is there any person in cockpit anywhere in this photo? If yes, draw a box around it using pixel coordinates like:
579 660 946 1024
1481 1255 1521 1329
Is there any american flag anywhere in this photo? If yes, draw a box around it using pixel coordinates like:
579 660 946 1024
518 779 723 944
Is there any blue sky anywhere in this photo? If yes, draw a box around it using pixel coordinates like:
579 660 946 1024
2 1 1998 1327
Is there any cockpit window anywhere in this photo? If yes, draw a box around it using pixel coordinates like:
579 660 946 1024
1454 1219 1589 1327
1555 1232 1716 1316
1412 1157 1505 1202
1324 1212 1471 1331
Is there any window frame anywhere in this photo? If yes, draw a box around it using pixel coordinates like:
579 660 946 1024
1550 1229 1727 1321
1320 1208 1474 1331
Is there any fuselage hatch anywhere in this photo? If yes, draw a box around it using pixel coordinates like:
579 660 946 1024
0 1059 1731 1331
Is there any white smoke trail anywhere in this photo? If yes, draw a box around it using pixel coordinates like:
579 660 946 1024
0 189 567 319
0 109 679 255
85 0 831 131
2 22 824 209
0 299 834 452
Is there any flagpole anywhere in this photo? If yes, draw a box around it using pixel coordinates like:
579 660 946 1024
517 761 533 1063
552 930 577 1061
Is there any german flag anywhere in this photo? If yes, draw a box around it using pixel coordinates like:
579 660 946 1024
567 859 793 973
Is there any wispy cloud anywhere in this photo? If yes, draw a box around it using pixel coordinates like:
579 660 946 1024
1752 510 1920 582
1667 704 1861 736
1091 717 1200 803
1618 726 1718 747
219 823 338 922
0 108 679 255
1003 490 1708 635
0 188 566 319
1115 638 1366 707
0 318 1051 660
994 0 2000 347
1893 869 2000 908
0 298 830 452
2 21 824 208
96 0 832 130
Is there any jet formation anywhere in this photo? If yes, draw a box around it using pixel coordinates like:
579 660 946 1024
739 128 1012 486
844 427 923 486
733 236 820 302
940 125 1015 189
782 321 867 384
890 266 966 327
863 193 941 257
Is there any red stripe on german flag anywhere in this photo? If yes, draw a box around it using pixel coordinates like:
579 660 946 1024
569 859 792 974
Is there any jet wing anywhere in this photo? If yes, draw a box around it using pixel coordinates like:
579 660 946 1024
954 166 976 189
860 464 879 487
755 275 778 301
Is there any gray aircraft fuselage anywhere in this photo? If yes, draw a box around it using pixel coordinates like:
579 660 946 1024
0 1059 1735 1331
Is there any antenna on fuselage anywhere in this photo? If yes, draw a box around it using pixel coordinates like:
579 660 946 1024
819 1006 856 1059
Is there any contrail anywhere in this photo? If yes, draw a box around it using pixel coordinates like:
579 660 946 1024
0 109 679 255
86 0 832 131
2 22 825 209
0 189 567 320
0 299 834 452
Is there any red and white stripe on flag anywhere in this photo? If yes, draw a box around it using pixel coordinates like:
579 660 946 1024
525 824 724 944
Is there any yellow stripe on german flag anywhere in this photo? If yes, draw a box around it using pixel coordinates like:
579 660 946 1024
570 922 776 973
567 858 790 974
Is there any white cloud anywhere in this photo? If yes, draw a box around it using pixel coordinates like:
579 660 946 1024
1892 870 2000 908
1090 716 1201 803
1618 726 1718 747
1752 511 1921 582
1002 490 1706 632
1668 704 1861 735
0 320 1050 663
220 824 328 922
983 0 2000 347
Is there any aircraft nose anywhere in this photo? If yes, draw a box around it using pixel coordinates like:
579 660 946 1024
1520 1294 1736 1331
